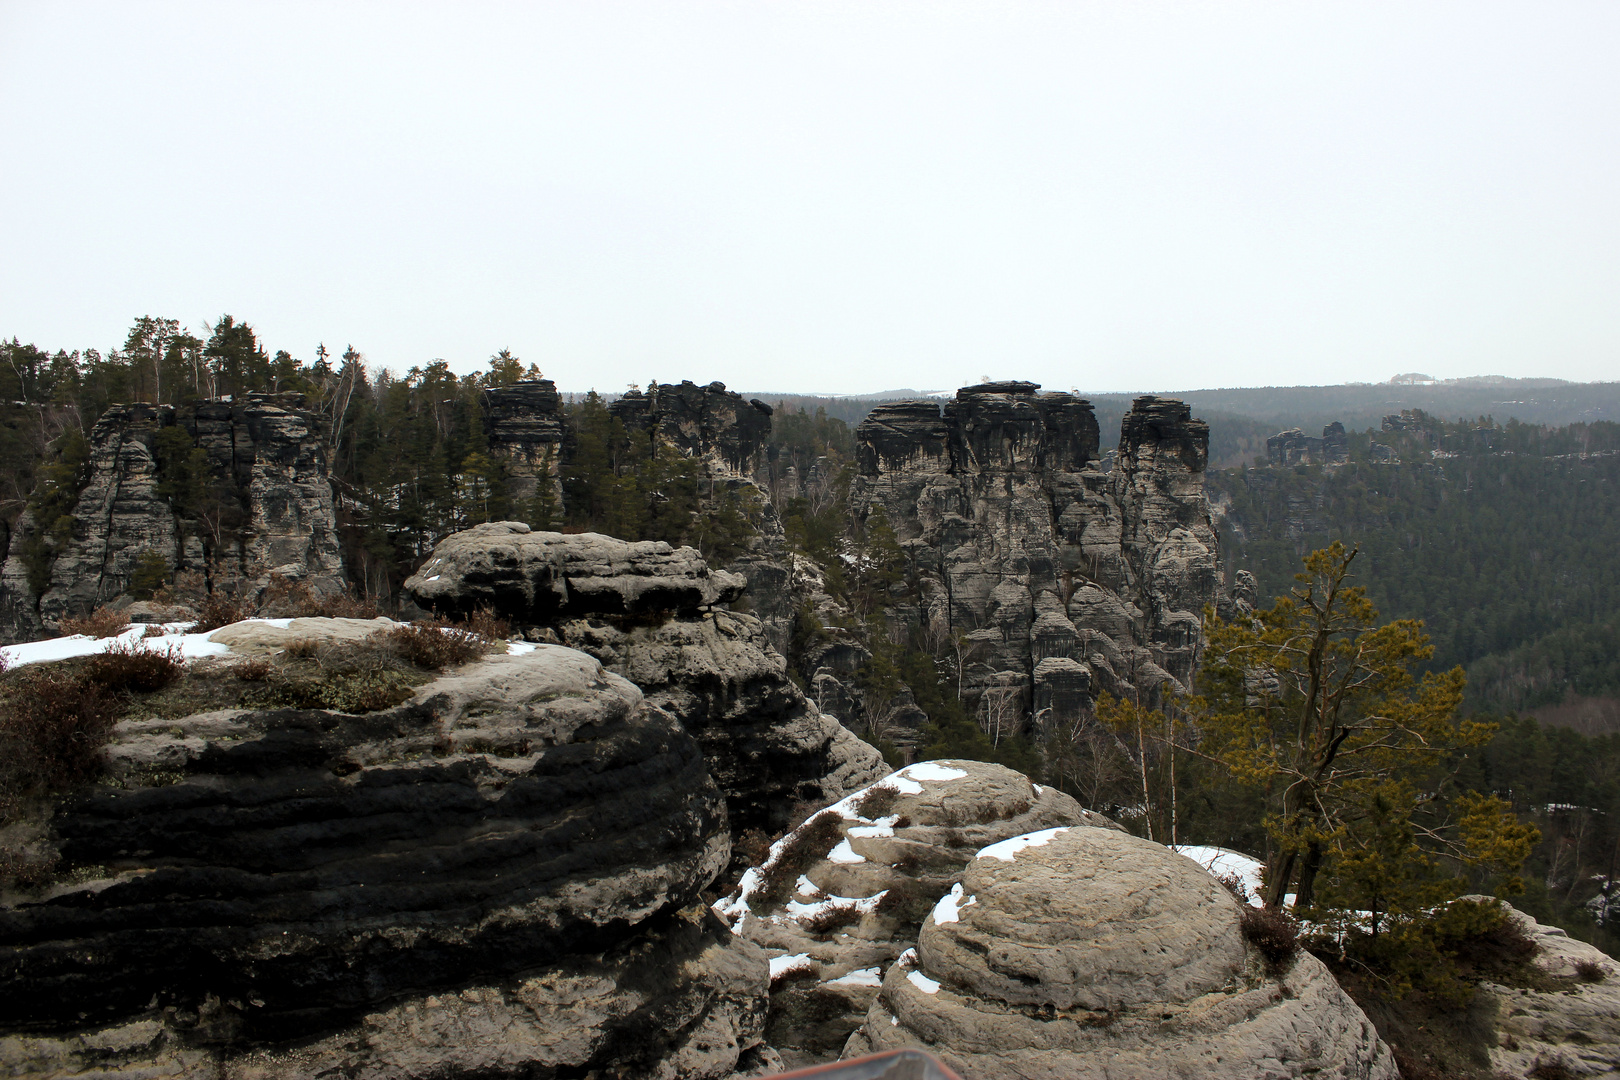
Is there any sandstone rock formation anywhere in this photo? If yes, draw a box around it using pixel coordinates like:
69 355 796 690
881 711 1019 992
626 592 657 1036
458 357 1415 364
0 646 771 1078
845 385 1221 743
1476 898 1620 1078
847 826 1398 1079
403 523 886 835
0 394 345 642
481 378 565 524
610 379 775 477
1267 421 1350 466
716 759 1119 1069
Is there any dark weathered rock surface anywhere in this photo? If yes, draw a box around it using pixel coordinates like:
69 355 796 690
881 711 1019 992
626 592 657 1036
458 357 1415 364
0 646 766 1078
0 395 344 642
848 826 1397 1079
611 380 774 476
404 525 887 837
850 385 1221 742
482 379 565 524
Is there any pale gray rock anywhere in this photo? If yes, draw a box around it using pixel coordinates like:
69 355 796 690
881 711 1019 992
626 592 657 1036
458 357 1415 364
849 386 1221 747
1475 898 1620 1079
848 826 1397 1080
405 526 886 837
206 615 401 653
717 760 1119 1068
0 395 346 643
405 522 746 619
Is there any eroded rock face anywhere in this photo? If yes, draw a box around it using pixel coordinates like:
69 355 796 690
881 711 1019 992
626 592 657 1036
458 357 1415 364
0 647 765 1078
1478 899 1620 1078
847 826 1397 1080
0 395 345 642
851 385 1220 741
716 760 1120 1068
610 380 774 477
482 379 565 525
403 525 887 837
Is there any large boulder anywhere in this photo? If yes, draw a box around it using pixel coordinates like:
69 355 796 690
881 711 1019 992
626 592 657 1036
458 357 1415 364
404 522 746 619
0 646 770 1078
716 760 1120 1069
404 525 887 837
847 826 1398 1080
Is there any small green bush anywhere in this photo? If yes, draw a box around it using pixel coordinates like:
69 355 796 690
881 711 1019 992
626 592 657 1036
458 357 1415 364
127 550 170 600
245 669 417 713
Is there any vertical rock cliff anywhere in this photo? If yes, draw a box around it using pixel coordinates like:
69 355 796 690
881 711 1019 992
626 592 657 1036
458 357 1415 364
849 384 1220 740
481 379 565 524
0 394 344 640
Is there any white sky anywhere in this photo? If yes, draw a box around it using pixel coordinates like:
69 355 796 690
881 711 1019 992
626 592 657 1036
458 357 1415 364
2 2 1617 394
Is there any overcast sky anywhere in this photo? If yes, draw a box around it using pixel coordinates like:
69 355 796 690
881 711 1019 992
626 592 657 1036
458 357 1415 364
2 2 1616 394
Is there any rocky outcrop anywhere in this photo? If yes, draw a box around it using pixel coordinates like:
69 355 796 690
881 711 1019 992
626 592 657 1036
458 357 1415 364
611 380 774 477
0 394 344 642
404 523 887 836
482 379 565 525
1267 421 1350 466
846 826 1398 1079
1477 899 1620 1078
0 646 770 1078
847 385 1220 743
716 760 1119 1069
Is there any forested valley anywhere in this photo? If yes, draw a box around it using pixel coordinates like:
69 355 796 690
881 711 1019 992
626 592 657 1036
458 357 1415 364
5 316 1620 963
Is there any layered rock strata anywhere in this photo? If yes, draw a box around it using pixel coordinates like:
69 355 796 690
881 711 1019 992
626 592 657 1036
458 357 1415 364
610 379 774 477
481 379 565 524
847 826 1398 1079
716 759 1119 1068
848 385 1220 740
0 394 344 641
404 523 887 835
0 646 769 1078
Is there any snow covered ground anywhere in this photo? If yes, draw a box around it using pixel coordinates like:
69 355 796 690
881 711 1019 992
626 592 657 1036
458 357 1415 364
1175 845 1266 907
0 618 538 671
0 622 231 669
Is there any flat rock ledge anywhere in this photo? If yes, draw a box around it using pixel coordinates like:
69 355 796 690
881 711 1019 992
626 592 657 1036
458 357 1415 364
846 827 1398 1080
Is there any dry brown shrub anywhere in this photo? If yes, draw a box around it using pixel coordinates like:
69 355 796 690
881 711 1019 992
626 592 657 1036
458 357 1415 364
59 607 131 639
234 658 274 682
191 591 254 633
755 813 846 910
85 642 183 693
1575 958 1606 983
259 574 381 619
283 638 320 660
1240 905 1300 973
0 670 123 791
852 785 899 819
460 606 512 642
802 903 864 935
377 621 489 670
